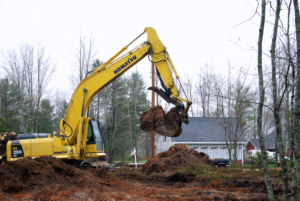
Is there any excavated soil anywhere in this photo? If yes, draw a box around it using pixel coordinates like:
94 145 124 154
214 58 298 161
0 156 116 200
0 138 284 200
142 144 215 175
140 105 165 131
140 105 182 137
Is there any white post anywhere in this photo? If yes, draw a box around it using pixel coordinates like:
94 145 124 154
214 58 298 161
134 147 137 168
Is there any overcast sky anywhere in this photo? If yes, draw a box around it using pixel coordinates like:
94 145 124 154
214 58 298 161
0 0 261 98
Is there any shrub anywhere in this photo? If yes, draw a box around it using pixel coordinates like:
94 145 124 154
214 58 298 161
246 152 279 168
184 162 214 177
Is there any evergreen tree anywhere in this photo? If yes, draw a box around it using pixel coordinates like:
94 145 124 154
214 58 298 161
53 98 69 132
36 99 54 133
0 117 7 132
101 76 130 162
0 78 10 130
97 70 150 162
127 71 149 149
88 59 103 119
0 78 19 132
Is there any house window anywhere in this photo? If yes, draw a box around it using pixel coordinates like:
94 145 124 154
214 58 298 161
220 147 227 149
201 147 208 149
188 145 197 150
211 147 218 149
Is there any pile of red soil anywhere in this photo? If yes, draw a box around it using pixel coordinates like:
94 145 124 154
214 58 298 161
0 156 114 200
142 144 215 175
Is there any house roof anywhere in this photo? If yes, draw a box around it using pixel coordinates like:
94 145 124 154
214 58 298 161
248 130 289 150
171 117 247 143
249 139 260 149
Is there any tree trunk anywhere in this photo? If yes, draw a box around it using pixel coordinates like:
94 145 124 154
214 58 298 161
257 0 275 200
270 1 288 199
293 0 300 198
287 1 296 199
290 59 296 200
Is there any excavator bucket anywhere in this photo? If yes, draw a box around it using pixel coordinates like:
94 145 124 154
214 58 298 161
140 105 187 137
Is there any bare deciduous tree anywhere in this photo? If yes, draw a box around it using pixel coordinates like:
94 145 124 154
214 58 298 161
1 44 55 133
269 0 289 200
293 0 300 199
71 33 97 88
195 65 216 117
182 76 195 117
216 67 254 165
257 0 275 199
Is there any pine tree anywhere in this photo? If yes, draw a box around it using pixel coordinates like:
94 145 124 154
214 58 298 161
101 76 130 162
127 71 149 150
0 78 19 132
37 99 54 133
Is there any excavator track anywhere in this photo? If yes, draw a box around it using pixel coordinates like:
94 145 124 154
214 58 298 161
64 160 115 171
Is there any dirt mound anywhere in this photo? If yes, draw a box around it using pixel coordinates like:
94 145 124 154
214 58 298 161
0 156 125 200
142 144 215 175
0 157 105 193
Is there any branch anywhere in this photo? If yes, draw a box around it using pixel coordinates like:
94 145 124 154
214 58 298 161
215 94 274 113
233 0 260 28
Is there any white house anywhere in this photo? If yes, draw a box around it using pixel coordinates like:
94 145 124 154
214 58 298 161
156 117 247 164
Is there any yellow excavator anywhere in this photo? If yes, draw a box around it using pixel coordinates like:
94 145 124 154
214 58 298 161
6 27 192 163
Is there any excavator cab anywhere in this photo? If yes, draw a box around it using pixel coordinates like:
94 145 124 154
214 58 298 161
86 119 103 152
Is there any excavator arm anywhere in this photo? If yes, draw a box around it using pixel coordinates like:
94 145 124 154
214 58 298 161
61 27 192 144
